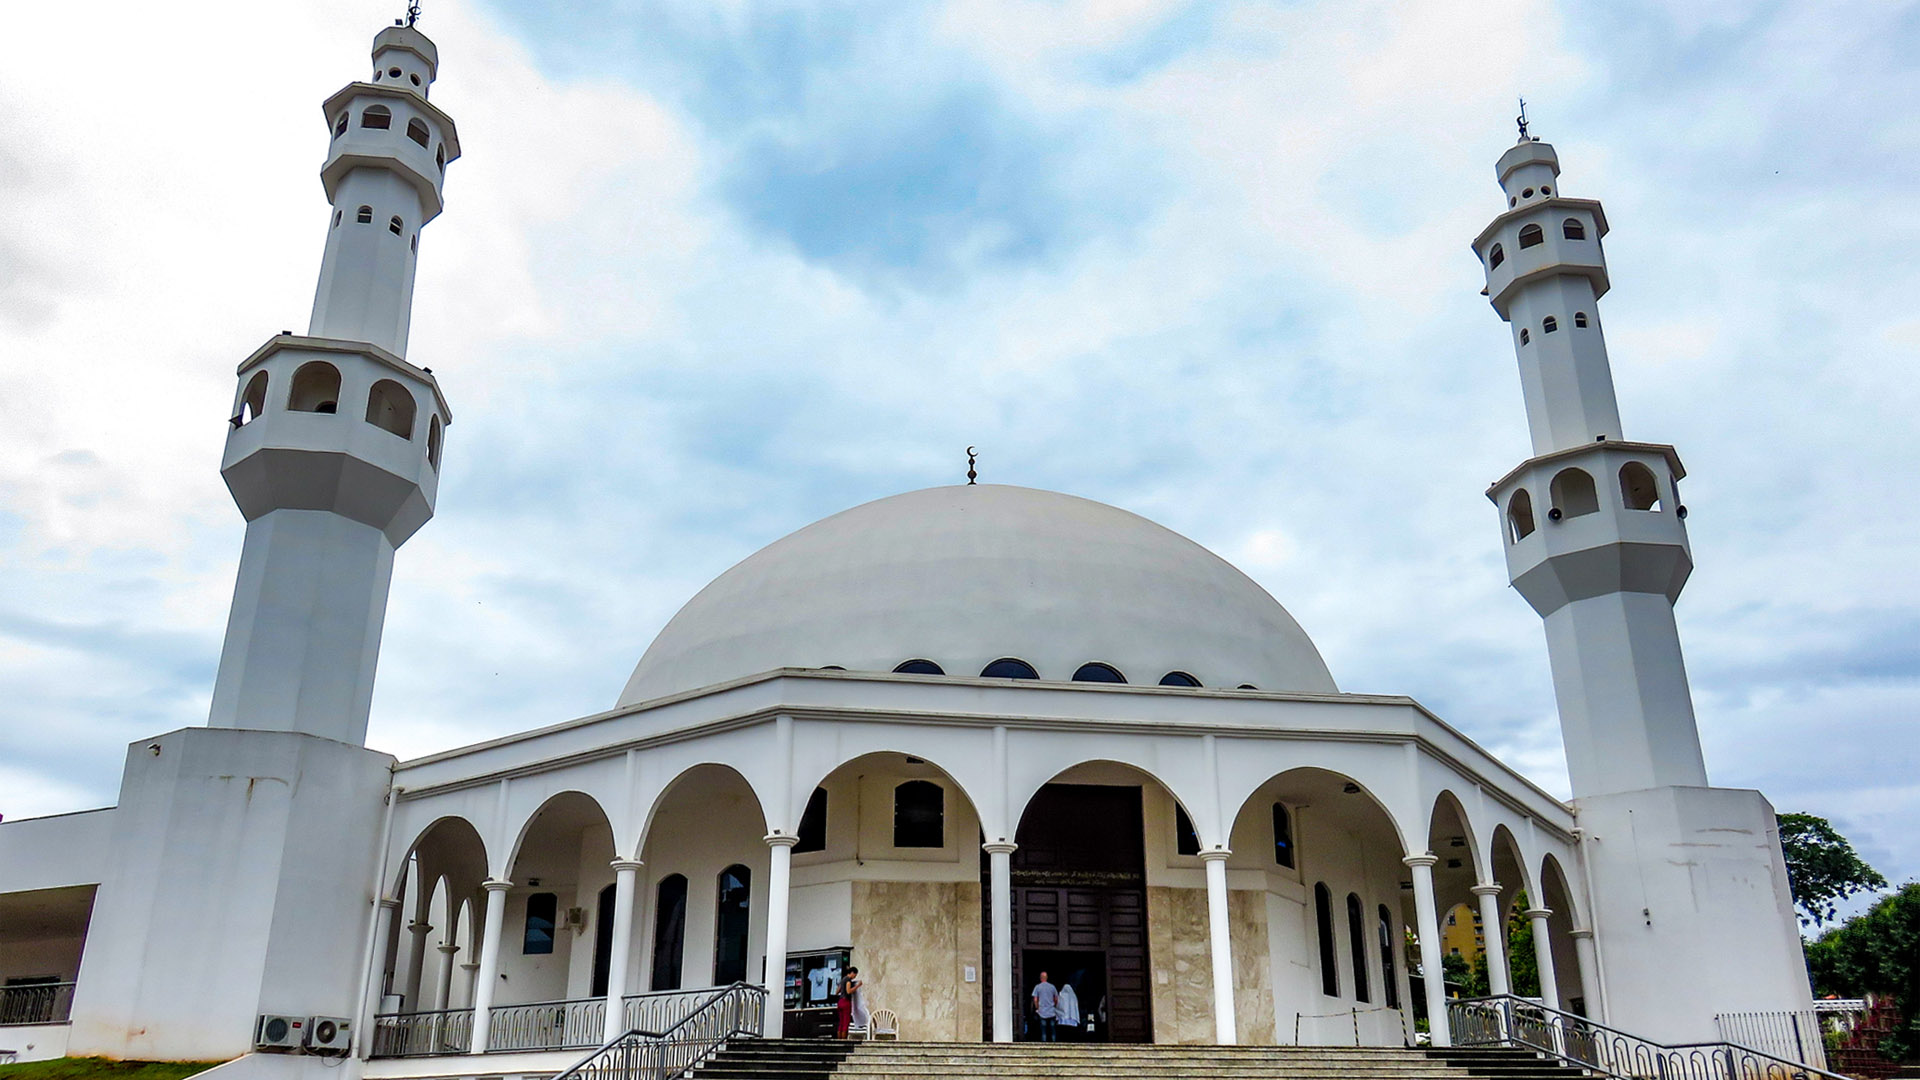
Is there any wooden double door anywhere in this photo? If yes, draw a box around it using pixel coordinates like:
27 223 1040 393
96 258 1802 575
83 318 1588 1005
985 784 1155 1043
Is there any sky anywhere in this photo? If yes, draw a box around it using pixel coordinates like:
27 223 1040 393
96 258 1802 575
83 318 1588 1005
1 1 1915 906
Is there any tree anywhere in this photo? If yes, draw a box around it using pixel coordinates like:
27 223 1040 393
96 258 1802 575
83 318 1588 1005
1779 812 1888 926
1804 882 1920 1060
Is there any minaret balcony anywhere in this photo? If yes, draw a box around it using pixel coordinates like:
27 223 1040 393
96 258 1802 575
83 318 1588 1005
222 335 450 545
1473 197 1609 318
1486 441 1692 617
321 83 461 221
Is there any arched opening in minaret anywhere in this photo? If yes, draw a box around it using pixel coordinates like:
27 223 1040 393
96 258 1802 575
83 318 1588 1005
361 105 392 130
1542 316 1559 334
239 370 269 425
333 113 348 138
1550 468 1599 519
1574 312 1589 329
1518 224 1544 249
427 416 443 470
1562 218 1586 241
366 379 417 440
1619 462 1662 511
357 205 373 224
1488 244 1504 269
288 361 341 414
407 118 431 148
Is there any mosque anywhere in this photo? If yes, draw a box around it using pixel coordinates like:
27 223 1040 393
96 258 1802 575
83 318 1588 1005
0 19 1816 1080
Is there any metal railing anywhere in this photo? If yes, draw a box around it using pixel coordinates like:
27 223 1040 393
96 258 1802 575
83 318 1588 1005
486 995 608 1052
369 985 766 1059
0 982 76 1026
555 983 765 1080
1716 1011 1831 1072
1449 995 1850 1080
370 1006 473 1057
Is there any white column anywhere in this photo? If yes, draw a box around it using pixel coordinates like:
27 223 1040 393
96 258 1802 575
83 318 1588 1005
1525 908 1560 1009
761 838 797 1039
602 859 644 1042
1406 854 1451 1047
469 879 511 1055
432 943 459 1011
984 842 1017 1043
1471 883 1511 998
360 897 401 1058
403 918 433 1011
1200 849 1238 1045
1569 928 1601 1020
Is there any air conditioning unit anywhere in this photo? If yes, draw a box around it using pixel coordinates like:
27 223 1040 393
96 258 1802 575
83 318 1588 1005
256 1013 305 1051
305 1015 353 1055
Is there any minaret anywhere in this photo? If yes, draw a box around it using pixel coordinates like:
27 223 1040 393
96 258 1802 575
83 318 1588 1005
1473 128 1706 799
209 21 458 745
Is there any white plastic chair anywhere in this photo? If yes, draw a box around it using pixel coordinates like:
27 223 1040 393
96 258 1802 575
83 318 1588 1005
868 1008 899 1041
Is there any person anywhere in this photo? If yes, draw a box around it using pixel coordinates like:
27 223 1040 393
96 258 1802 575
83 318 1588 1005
1030 971 1058 1042
837 966 867 1038
1057 980 1081 1039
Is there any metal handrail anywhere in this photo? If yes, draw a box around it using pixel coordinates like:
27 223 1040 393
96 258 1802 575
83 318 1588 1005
1448 995 1852 1080
0 982 76 1026
370 1006 473 1057
555 982 765 1080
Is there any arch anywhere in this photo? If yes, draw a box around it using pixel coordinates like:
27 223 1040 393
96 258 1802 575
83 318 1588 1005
1010 756 1213 857
1538 853 1581 930
287 361 341 413
1518 223 1544 248
634 762 769 868
1542 315 1559 334
892 779 945 848
1520 328 1530 345
1563 218 1586 241
1620 461 1661 511
1071 661 1125 683
365 379 416 439
649 874 688 991
1488 243 1505 269
1314 882 1338 996
1346 892 1371 1003
981 657 1039 679
892 658 943 675
712 864 752 984
1158 670 1200 687
1224 766 1413 866
1507 489 1536 542
389 215 404 235
1538 853 1584 1011
333 113 348 137
1488 824 1539 902
389 814 489 899
356 205 374 224
1550 468 1600 519
361 105 392 130
427 416 443 469
503 790 615 884
1574 312 1589 329
407 118 430 148
239 370 269 425
1428 789 1484 883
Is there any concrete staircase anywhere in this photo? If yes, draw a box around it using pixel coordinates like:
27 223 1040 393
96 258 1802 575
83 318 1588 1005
691 1040 1596 1080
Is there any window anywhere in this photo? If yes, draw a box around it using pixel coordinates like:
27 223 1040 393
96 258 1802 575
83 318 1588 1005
1574 312 1589 328
591 883 616 997
436 144 446 173
1348 893 1371 1003
1072 662 1125 683
332 209 342 228
407 118 430 148
1540 186 1551 195
893 780 944 848
390 215 404 235
1522 187 1534 199
1620 461 1661 511
239 370 269 425
523 892 557 955
1488 243 1504 269
795 787 827 853
1520 328 1530 345
1159 671 1200 687
1175 803 1200 857
1563 218 1586 241
1507 488 1536 542
1447 911 1456 926
1518 223 1544 248
650 875 687 990
1543 316 1558 334
356 205 373 224
980 658 1038 679
893 659 944 675
427 416 443 470
1379 905 1399 1009
388 67 403 79
713 866 751 984
1551 467 1600 519
288 361 341 414
361 105 391 130
333 113 348 137
1315 883 1339 996
410 73 423 86
365 379 416 439
1272 803 1294 868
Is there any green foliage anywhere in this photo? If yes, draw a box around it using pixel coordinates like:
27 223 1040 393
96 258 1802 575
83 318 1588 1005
1804 881 1920 1060
0 1059 219 1080
1465 949 1492 999
1442 951 1471 989
1779 812 1888 927
1505 892 1541 998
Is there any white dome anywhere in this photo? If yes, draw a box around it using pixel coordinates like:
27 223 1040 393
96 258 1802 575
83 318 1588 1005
618 484 1336 705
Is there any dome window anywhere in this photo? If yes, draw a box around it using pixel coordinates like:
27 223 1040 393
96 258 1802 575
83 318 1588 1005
893 659 944 675
1563 218 1586 240
1518 223 1545 248
407 118 430 148
980 658 1038 680
1237 684 1258 690
361 105 391 130
1158 671 1201 687
1072 662 1125 684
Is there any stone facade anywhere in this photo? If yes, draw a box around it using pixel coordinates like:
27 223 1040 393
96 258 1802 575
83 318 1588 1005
851 880 984 1042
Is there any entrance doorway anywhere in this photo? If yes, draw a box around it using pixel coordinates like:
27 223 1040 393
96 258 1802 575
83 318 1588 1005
987 783 1154 1043
1023 950 1107 1041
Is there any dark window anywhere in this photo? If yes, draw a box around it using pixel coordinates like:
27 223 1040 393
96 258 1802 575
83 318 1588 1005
1508 488 1536 542
1543 316 1559 334
1159 671 1201 687
410 73 422 86
1563 218 1586 240
1347 893 1371 1003
407 118 430 148
388 67 403 78
893 780 944 848
795 787 827 853
1175 803 1200 856
332 209 342 228
1379 905 1399 1009
1509 196 1517 207
893 659 944 675
390 215 404 235
1315 883 1338 996
523 892 557 955
1541 185 1551 194
356 205 373 224
427 416 443 470
650 875 687 990
713 866 751 984
1072 662 1125 683
1519 223 1545 248
288 361 341 414
1488 243 1505 269
1520 328 1530 345
1522 187 1534 199
980 658 1038 679
361 105 391 130
1272 803 1294 868
1574 312 1589 328
333 113 348 137
1237 684 1257 690
436 144 446 173
591 883 616 996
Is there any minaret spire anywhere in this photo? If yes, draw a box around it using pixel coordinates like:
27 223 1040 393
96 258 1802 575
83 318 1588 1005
1472 136 1706 799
